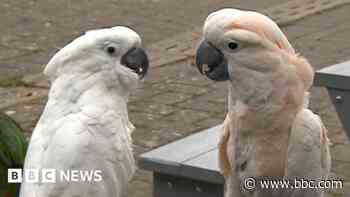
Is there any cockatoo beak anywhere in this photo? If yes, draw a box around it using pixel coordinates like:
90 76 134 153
195 40 230 81
121 47 149 79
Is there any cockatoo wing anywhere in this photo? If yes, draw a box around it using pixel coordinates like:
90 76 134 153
218 112 244 197
218 113 232 178
20 107 135 197
285 109 331 197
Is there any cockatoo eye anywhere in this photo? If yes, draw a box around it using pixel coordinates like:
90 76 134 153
106 46 116 54
228 41 239 50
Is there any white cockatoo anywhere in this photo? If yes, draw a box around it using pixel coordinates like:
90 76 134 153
20 26 149 197
195 9 331 197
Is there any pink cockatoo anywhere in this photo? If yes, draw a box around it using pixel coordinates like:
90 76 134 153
195 9 331 197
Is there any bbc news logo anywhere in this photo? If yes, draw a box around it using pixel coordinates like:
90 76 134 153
8 169 103 183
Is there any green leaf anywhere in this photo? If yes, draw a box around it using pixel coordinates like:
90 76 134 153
0 113 27 196
0 113 28 168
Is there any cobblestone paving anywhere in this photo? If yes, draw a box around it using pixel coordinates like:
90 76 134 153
1 1 350 197
0 0 287 77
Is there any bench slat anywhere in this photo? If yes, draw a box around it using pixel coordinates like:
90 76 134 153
315 60 350 90
139 124 223 183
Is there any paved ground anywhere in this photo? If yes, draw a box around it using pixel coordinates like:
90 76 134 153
1 0 350 196
0 0 288 79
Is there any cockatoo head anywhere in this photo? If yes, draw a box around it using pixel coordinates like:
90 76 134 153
44 26 149 90
195 9 313 91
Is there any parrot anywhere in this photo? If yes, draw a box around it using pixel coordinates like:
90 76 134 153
19 26 149 197
0 112 28 197
195 9 331 197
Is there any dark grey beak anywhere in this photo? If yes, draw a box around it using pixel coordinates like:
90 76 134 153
195 40 230 81
121 47 149 79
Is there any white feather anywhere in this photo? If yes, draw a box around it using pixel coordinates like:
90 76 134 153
20 26 141 197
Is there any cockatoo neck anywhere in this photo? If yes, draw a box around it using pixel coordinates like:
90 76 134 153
228 54 305 116
45 71 131 120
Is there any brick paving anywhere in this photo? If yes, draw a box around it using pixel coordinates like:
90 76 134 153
1 1 350 197
0 0 288 77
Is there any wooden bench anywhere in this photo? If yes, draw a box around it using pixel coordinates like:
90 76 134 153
315 60 350 139
139 125 225 197
139 61 350 197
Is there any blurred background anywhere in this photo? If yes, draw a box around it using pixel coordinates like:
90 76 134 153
0 0 289 76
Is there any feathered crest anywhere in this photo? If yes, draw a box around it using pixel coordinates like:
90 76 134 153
226 10 295 54
224 9 314 90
